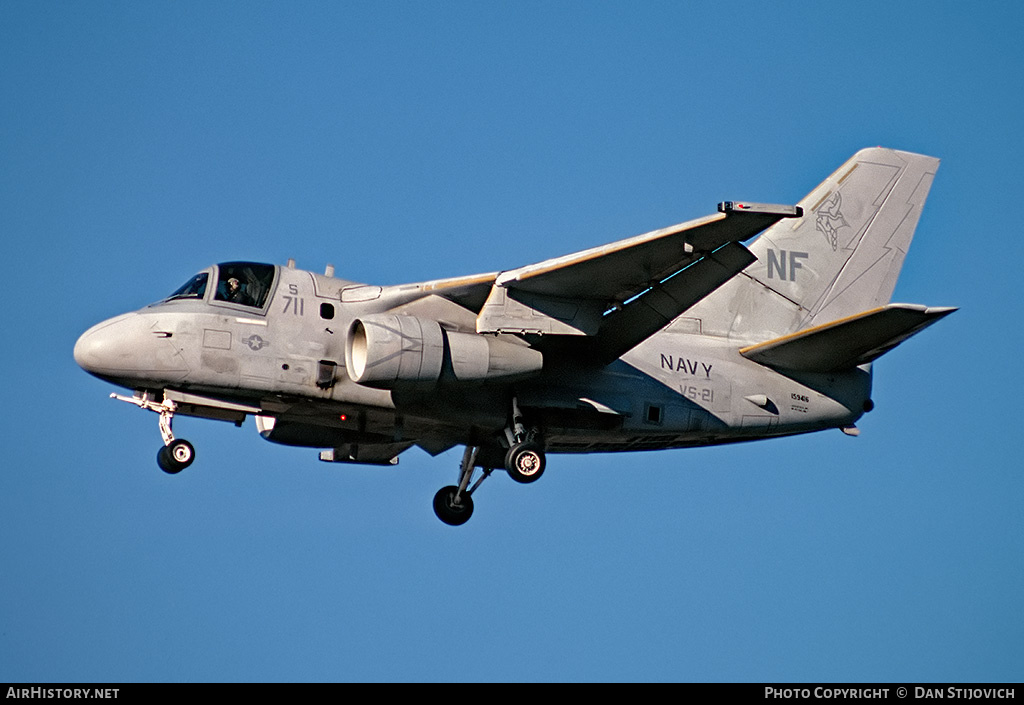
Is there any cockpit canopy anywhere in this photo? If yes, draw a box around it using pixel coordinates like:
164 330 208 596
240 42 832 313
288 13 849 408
163 262 276 309
166 272 209 301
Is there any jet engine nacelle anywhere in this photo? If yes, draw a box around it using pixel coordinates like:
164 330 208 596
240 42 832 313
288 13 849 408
345 314 543 388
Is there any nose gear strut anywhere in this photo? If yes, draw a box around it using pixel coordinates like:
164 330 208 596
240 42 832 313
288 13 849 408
111 391 196 474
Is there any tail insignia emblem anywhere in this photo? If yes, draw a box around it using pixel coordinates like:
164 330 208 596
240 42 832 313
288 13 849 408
815 191 849 251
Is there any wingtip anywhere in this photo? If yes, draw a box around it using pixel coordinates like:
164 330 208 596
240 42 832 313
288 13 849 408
889 303 958 317
852 145 940 165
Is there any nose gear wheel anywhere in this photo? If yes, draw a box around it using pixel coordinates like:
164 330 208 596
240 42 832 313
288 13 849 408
157 438 195 474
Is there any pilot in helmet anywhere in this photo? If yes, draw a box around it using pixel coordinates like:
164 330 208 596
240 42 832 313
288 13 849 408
226 277 254 305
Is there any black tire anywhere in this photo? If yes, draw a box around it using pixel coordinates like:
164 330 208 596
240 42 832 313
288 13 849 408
157 439 195 474
157 446 180 474
433 485 474 526
505 442 545 484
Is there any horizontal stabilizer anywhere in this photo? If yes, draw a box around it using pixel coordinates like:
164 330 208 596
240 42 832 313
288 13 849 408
739 304 957 372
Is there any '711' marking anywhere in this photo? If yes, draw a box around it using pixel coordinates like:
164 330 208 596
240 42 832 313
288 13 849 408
282 296 305 315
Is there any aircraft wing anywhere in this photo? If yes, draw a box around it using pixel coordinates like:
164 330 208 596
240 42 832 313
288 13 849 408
417 272 498 314
493 204 797 302
477 203 800 339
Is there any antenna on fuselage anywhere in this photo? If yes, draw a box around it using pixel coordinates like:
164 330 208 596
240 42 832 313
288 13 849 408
325 264 335 277
287 258 296 269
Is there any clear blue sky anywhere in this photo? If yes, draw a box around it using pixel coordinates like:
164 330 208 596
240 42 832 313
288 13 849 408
2 1 1021 682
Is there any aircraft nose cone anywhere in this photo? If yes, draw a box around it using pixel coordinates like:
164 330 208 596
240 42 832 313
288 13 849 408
74 314 135 375
74 313 189 383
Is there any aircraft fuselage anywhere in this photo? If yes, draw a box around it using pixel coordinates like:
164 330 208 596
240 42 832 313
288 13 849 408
75 261 867 462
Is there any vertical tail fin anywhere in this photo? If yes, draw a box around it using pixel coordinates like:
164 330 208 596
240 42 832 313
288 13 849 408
691 148 940 340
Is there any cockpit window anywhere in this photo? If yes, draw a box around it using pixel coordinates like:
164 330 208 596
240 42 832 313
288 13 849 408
165 272 209 301
214 262 275 309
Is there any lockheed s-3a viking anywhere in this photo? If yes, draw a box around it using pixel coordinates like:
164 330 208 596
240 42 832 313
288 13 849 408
74 148 954 525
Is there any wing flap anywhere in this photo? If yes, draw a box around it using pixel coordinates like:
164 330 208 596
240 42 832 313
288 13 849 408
739 304 957 372
593 241 757 361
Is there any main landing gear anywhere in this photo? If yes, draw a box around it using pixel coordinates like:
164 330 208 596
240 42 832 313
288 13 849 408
504 397 545 484
433 398 547 526
433 446 491 526
111 391 196 474
505 441 545 483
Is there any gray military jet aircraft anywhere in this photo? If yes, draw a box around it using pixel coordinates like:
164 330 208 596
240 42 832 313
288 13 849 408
75 147 955 525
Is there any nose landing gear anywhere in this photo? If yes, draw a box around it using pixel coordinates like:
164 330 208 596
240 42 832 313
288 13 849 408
112 391 196 474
